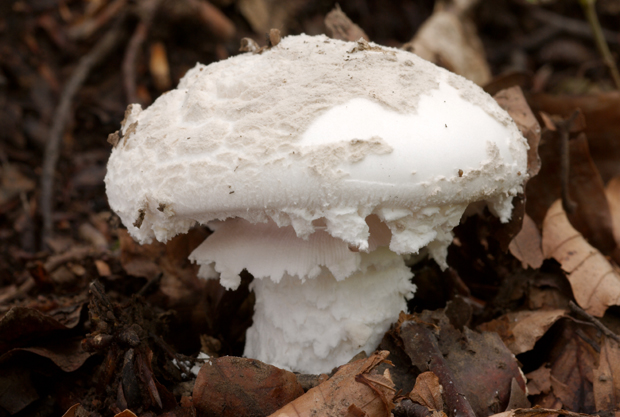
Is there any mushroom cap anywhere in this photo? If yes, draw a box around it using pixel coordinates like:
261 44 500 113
105 34 528 257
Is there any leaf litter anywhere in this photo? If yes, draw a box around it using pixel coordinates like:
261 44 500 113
3 1 620 417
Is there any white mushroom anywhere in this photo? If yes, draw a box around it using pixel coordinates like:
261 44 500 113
105 34 528 374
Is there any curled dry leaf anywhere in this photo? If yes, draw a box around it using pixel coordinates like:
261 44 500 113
477 309 565 355
593 337 620 412
542 199 620 317
408 372 444 412
267 351 395 417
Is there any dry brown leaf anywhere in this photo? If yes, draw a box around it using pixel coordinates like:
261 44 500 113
478 309 565 355
114 410 138 417
409 372 444 411
539 321 598 412
542 199 620 317
392 311 526 417
593 337 620 411
268 351 395 417
403 2 490 85
193 356 303 417
491 87 541 250
494 87 541 178
509 214 544 269
489 408 596 417
324 4 369 42
606 175 620 245
526 366 552 396
528 91 620 182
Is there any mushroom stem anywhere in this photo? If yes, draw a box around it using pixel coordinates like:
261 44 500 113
189 217 415 374
245 246 415 374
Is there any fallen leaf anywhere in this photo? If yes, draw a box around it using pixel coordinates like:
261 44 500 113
540 321 598 412
0 366 39 414
509 214 544 269
528 91 620 182
268 351 395 417
605 175 620 245
1 337 93 372
0 163 36 207
491 87 541 250
526 366 552 396
403 2 491 85
324 4 369 42
0 306 74 353
115 410 138 417
593 337 620 411
408 372 444 412
527 132 617 260
490 408 596 417
542 199 620 317
193 356 303 417
95 259 111 277
61 403 81 417
478 309 565 355
494 87 541 178
391 311 526 417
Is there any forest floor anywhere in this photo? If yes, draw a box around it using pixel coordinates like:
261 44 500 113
2 1 620 416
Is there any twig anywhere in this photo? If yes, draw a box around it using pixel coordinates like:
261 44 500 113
40 20 125 248
122 0 164 104
530 7 620 45
553 110 581 214
578 0 620 89
149 331 192 378
569 300 620 344
137 272 164 297
400 322 477 417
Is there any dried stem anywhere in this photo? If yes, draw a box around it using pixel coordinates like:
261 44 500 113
569 300 620 344
40 20 125 248
579 0 620 89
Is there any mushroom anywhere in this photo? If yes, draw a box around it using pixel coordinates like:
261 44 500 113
105 35 528 374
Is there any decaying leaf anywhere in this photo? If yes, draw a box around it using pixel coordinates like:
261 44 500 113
193 356 303 417
537 321 598 412
509 214 544 270
528 91 620 182
324 4 369 42
491 87 541 249
542 199 620 317
408 372 444 412
489 408 597 417
478 309 565 355
268 351 395 417
403 0 490 85
526 366 552 396
593 337 620 412
388 311 526 417
605 175 620 245
494 87 541 178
